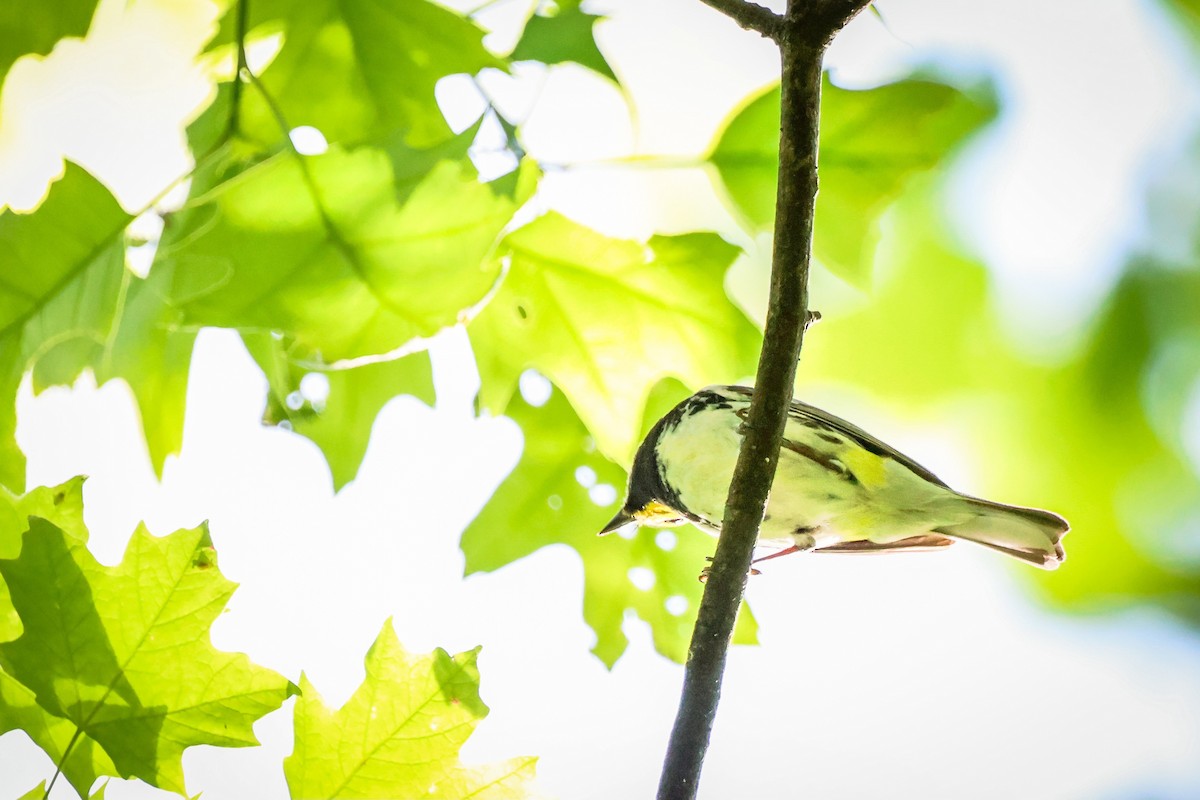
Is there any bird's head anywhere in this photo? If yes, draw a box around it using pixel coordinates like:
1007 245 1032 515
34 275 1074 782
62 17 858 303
597 390 730 535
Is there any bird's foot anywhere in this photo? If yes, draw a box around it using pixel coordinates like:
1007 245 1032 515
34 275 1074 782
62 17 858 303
698 557 762 583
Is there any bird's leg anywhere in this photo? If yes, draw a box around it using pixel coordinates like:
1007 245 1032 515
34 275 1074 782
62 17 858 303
750 544 804 565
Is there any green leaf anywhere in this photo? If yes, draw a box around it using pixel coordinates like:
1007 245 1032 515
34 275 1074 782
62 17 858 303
0 0 98 88
801 194 999 400
0 163 133 491
284 622 536 799
1016 265 1200 617
468 212 759 462
0 476 88 642
708 75 995 285
16 781 46 800
461 385 758 667
0 668 120 798
511 0 617 83
158 144 514 363
245 332 435 490
213 0 504 148
92 264 196 477
0 516 297 796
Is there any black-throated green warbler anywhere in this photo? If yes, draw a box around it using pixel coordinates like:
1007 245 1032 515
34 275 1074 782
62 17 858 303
601 385 1068 569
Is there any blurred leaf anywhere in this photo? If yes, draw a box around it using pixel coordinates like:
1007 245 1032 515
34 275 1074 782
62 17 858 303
800 179 1200 624
246 332 435 490
1161 0 1200 43
0 516 297 796
1011 265 1200 618
462 386 757 667
469 213 759 462
800 190 1003 400
511 0 617 83
284 622 536 799
0 163 133 492
212 0 503 148
708 75 995 285
0 0 97 89
93 264 196 477
157 144 513 363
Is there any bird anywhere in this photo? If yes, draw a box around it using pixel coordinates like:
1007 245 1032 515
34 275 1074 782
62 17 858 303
600 385 1068 570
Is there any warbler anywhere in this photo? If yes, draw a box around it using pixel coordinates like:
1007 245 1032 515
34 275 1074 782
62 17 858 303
601 385 1068 569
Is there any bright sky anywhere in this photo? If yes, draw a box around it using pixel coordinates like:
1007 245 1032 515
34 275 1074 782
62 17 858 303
2 0 1200 798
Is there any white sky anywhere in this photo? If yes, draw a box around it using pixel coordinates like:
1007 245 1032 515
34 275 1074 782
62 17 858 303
2 0 1200 798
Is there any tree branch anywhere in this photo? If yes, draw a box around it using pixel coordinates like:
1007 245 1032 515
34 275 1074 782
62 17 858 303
695 0 782 38
656 2 873 799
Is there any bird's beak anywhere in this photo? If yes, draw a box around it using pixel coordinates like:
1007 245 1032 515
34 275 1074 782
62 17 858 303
599 508 637 536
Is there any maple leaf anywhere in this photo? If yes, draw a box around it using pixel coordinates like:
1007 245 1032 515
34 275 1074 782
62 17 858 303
0 512 297 797
285 621 536 799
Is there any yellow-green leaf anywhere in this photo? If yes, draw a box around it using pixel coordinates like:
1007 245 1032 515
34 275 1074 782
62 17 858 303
0 516 297 796
284 622 536 799
469 213 759 462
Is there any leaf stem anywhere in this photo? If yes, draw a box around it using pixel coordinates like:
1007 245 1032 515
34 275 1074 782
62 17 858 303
225 0 250 142
656 2 874 798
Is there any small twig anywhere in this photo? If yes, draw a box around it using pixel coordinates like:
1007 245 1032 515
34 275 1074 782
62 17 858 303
695 0 782 38
656 1 874 799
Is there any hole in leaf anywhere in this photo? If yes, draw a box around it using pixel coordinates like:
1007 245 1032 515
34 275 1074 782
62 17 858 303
627 567 655 591
289 125 328 155
589 484 617 507
519 370 552 407
299 372 330 408
574 465 597 488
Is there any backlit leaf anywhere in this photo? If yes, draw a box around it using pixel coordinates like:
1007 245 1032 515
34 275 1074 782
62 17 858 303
284 622 536 799
0 515 297 796
246 332 435 490
469 213 759 462
212 0 503 148
158 144 513 363
0 164 132 491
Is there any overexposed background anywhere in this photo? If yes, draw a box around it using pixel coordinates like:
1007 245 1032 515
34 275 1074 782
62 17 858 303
2 0 1200 798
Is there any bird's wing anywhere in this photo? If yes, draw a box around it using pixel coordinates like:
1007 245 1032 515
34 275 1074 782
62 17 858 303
715 386 952 489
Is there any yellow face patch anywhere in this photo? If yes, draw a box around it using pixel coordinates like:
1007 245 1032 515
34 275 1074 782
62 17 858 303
636 501 688 527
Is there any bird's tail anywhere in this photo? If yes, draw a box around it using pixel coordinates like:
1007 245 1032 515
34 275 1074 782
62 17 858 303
934 497 1069 570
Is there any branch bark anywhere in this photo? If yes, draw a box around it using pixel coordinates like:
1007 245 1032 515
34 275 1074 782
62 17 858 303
656 2 874 799
694 0 781 37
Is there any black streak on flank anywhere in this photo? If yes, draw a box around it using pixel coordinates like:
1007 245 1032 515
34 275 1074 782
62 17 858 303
781 438 859 485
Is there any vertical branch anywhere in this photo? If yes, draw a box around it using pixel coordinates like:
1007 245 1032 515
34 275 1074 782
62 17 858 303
657 2 873 799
